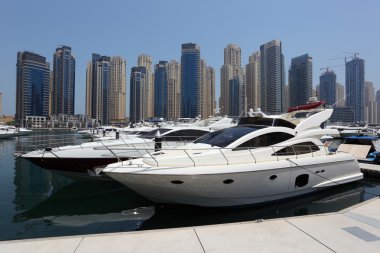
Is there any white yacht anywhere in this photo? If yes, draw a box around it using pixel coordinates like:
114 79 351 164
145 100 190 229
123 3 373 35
20 117 234 178
103 108 362 207
0 125 32 138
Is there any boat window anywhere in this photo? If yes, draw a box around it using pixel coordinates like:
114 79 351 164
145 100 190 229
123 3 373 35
238 117 296 129
272 141 320 156
140 128 172 139
162 129 210 141
234 132 294 150
194 126 261 147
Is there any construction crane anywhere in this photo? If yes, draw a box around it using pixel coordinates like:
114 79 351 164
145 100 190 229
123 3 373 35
328 52 359 63
319 65 343 72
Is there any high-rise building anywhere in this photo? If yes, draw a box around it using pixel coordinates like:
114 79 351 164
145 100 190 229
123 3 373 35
52 46 75 115
199 60 215 119
288 54 312 107
16 51 50 126
154 61 169 118
260 39 285 114
130 66 147 123
335 83 345 107
181 43 201 118
85 54 111 125
220 44 242 116
319 69 336 106
138 54 154 119
364 81 376 123
206 66 216 117
110 56 127 122
346 56 365 122
229 71 246 116
283 84 289 111
245 52 261 110
376 90 380 124
0 92 2 115
167 60 181 120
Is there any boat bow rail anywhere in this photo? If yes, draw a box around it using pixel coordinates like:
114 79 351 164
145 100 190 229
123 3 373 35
105 142 333 168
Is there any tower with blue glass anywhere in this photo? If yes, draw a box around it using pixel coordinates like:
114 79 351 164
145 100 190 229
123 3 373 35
346 56 365 122
52 46 75 115
181 43 200 118
130 66 147 123
154 61 168 119
319 69 336 106
16 51 50 126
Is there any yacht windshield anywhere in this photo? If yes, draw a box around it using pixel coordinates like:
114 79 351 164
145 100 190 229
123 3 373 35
194 126 264 147
140 128 171 139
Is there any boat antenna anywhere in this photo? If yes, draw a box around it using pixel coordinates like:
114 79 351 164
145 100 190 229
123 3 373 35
330 92 351 108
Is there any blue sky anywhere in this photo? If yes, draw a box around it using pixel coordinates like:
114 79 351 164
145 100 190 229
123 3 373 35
0 0 379 116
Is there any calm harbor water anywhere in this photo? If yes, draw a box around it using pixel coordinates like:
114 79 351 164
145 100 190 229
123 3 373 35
1 130 380 241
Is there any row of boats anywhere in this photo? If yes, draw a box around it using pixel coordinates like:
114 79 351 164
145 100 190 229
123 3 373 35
16 102 374 207
0 125 32 138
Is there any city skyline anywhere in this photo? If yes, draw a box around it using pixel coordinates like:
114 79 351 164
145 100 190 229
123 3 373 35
1 0 379 116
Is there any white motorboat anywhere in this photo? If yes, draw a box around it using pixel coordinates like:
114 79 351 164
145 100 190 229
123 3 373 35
0 126 32 138
103 108 362 207
19 117 234 178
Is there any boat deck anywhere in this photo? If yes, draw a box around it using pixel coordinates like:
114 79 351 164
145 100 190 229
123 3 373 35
1 197 380 253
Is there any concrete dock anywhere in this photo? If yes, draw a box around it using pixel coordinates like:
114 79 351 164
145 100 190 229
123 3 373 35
1 197 380 253
360 162 380 177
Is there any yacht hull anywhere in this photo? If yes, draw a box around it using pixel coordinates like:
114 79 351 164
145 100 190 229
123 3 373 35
105 156 362 207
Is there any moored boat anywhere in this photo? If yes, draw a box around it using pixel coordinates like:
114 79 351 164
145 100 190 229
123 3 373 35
103 107 362 207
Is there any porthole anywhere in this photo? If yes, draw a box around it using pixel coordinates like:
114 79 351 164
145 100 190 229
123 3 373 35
171 180 184 184
269 175 277 180
223 179 234 184
295 174 309 187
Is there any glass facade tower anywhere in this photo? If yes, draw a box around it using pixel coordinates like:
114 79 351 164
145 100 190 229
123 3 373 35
52 46 75 115
181 43 200 118
16 51 50 126
154 61 168 118
288 54 312 107
346 57 365 122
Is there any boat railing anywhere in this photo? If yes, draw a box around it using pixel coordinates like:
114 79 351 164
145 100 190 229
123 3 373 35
102 143 330 167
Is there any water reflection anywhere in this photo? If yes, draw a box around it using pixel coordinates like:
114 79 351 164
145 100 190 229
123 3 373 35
140 181 368 230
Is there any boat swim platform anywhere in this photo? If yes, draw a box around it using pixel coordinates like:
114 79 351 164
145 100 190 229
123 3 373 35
1 197 380 253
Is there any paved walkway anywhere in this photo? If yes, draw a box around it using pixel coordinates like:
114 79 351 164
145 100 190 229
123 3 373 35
1 197 380 253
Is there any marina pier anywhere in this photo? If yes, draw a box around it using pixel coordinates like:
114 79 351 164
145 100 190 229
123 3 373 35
1 197 379 253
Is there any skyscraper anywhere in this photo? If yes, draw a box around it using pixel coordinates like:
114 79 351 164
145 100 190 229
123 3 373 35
260 40 285 114
154 61 169 118
85 54 111 125
110 57 127 122
52 46 75 115
319 69 336 106
181 43 201 118
220 44 242 116
335 83 345 107
130 66 147 122
16 51 50 126
229 71 246 116
346 56 365 122
246 52 261 110
167 60 181 120
206 66 216 117
364 81 376 123
288 54 312 107
0 92 2 115
138 54 154 119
